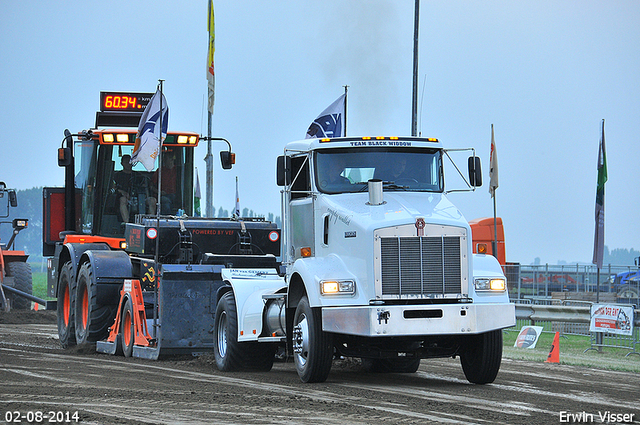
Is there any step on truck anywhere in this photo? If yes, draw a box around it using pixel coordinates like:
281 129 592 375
215 136 515 383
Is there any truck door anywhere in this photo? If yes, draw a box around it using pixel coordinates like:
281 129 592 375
288 154 314 260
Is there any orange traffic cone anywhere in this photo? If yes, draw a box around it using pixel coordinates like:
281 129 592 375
545 332 560 363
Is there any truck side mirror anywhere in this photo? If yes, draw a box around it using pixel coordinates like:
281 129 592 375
58 129 74 167
276 155 291 186
220 151 235 170
8 190 17 207
468 156 482 187
58 147 72 167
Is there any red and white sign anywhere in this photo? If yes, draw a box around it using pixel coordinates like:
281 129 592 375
590 304 634 336
514 326 544 349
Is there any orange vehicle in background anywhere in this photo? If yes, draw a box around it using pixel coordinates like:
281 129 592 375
469 217 505 265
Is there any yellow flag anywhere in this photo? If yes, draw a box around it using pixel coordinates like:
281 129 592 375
207 1 215 114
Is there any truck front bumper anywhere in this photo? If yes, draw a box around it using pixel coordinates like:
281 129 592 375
321 302 515 337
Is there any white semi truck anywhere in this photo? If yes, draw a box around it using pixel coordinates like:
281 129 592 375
214 135 515 384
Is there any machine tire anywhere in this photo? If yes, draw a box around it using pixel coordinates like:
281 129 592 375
363 357 421 373
292 296 333 383
617 284 639 300
214 291 245 371
120 297 135 357
460 329 503 384
74 262 116 344
57 262 76 348
5 261 32 310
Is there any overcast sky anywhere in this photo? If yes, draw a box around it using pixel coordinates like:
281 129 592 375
1 1 638 265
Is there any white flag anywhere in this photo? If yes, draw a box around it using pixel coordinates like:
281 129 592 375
306 94 345 139
489 124 498 197
131 88 169 171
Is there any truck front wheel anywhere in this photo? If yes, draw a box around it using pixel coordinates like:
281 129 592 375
57 262 76 348
292 296 333 383
460 329 503 384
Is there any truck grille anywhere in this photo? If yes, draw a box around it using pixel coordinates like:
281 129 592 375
381 236 462 296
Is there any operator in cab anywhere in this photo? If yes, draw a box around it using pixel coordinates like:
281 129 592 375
113 154 154 222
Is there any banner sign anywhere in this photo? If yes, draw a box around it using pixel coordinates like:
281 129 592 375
589 304 634 336
514 326 544 349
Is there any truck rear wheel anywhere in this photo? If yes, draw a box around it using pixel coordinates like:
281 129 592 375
460 329 502 384
57 262 76 348
74 262 116 344
5 261 32 310
214 291 277 372
293 296 333 383
214 291 245 371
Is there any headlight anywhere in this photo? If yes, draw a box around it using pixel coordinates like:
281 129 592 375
475 278 506 291
321 280 355 295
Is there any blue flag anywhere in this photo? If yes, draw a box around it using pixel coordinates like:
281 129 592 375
305 94 345 139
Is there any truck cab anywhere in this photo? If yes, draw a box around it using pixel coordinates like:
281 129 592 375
273 136 514 382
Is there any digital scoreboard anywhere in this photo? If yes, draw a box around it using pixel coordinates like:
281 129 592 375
99 92 153 112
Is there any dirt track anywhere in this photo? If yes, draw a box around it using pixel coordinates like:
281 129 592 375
1 311 639 425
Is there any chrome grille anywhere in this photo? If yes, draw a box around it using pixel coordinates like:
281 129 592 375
381 236 462 296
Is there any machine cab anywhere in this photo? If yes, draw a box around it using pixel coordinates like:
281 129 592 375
75 130 198 237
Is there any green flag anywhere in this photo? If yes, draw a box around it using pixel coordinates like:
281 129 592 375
592 119 607 268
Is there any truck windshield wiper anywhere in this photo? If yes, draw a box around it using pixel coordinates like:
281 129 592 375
383 182 409 190
356 181 409 191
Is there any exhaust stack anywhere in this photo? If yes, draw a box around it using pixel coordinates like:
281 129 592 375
367 179 384 206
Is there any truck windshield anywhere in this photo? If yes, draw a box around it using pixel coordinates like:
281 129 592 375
315 148 442 194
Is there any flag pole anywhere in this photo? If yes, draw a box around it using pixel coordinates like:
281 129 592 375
153 79 164 339
493 191 498 258
593 119 606 304
343 85 348 137
206 0 215 217
489 124 499 259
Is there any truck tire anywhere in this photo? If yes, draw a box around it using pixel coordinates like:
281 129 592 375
213 291 277 372
362 357 421 373
74 262 116 344
5 261 32 310
292 296 333 383
214 291 245 371
460 329 502 384
120 297 135 357
57 262 76 348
